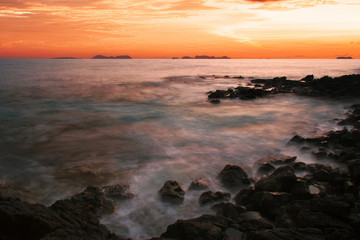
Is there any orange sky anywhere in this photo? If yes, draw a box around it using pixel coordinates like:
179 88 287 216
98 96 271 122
0 0 359 59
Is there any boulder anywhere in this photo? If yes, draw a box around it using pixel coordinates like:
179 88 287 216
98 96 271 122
199 191 231 205
255 166 297 192
188 178 210 191
159 180 185 204
218 165 250 188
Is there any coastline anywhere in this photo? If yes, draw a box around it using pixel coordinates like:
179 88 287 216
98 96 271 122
1 74 360 239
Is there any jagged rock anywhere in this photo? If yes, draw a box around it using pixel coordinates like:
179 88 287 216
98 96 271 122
231 211 273 232
159 215 232 240
51 186 115 218
188 178 210 191
218 165 250 188
0 187 121 240
255 166 297 192
102 184 134 200
159 180 185 204
199 191 231 205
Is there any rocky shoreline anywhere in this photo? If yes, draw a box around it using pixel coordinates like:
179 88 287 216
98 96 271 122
1 74 360 239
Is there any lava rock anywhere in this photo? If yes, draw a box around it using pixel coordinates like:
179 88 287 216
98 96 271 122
212 202 246 220
257 163 275 176
159 180 185 204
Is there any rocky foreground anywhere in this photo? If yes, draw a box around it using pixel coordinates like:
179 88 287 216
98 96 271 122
1 74 360 239
207 74 360 103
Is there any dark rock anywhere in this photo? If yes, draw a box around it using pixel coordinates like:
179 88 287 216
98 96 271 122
218 165 250 188
255 155 297 165
301 75 315 82
188 178 210 191
234 187 256 206
245 228 324 240
0 187 121 240
212 202 246 220
248 191 294 219
210 99 221 104
231 211 273 232
102 184 134 200
51 186 115 218
199 191 231 205
289 162 307 171
160 215 232 240
289 179 311 199
255 166 297 192
287 135 305 145
347 159 360 184
257 163 275 176
159 180 185 204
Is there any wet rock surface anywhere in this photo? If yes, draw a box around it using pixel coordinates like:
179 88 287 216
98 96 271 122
218 164 251 188
0 186 122 240
208 74 360 102
159 180 185 204
188 178 210 191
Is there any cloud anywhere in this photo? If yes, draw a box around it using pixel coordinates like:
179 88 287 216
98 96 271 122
163 0 219 11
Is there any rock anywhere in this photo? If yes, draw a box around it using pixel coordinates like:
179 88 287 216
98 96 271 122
0 188 121 240
301 75 315 82
289 162 307 171
159 215 232 240
245 228 325 240
231 211 273 232
102 184 134 200
218 165 250 188
255 155 297 165
199 191 231 205
159 180 185 204
234 187 256 206
188 178 210 191
212 203 246 220
248 191 294 219
255 166 297 192
51 186 115 218
347 159 360 184
287 135 306 145
257 163 275 176
289 179 311 199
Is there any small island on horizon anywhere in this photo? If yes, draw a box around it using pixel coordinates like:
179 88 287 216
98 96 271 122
173 55 230 59
336 56 353 59
92 55 132 59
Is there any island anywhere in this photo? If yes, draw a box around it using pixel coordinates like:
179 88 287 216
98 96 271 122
174 55 230 59
336 56 353 59
52 57 78 59
92 55 132 59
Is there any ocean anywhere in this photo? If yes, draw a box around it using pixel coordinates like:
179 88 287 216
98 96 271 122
0 59 359 239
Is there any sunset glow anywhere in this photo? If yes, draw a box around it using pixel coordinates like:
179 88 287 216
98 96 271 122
1 0 360 59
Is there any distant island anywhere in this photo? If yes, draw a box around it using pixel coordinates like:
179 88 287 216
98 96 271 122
52 57 78 59
173 55 230 59
336 56 353 59
92 55 132 59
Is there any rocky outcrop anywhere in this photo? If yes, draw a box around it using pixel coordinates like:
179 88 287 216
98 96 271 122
159 180 185 204
188 178 210 191
218 165 251 188
102 184 134 201
0 186 122 240
208 74 360 102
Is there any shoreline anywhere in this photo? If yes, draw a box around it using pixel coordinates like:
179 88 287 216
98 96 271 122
1 74 360 239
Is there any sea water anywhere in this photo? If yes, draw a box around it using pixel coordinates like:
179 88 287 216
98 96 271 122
0 59 359 239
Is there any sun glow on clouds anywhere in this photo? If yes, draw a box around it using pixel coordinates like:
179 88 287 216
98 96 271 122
0 0 359 58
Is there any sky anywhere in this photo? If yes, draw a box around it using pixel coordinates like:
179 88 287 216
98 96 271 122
0 0 360 59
